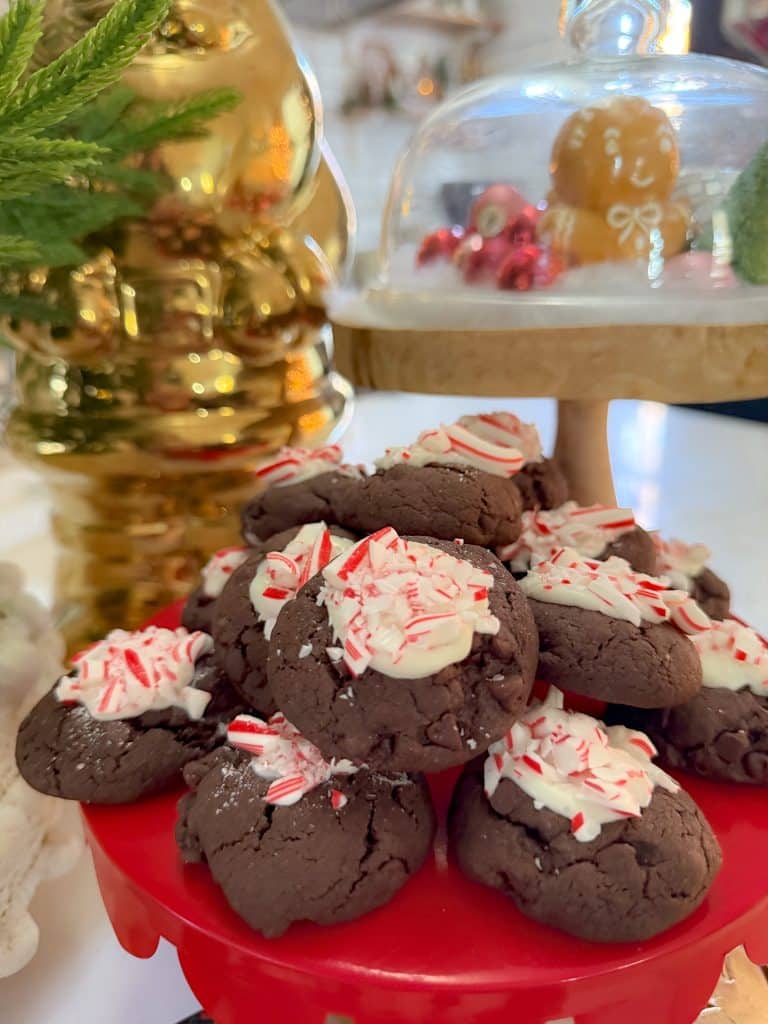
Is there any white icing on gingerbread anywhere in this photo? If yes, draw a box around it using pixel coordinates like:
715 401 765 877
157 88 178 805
520 547 711 634
320 528 500 679
484 687 679 842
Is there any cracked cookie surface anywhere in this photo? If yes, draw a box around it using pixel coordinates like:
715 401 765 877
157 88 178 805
267 538 538 772
212 526 355 715
529 600 702 708
15 656 243 804
608 688 768 785
176 748 436 937
448 759 722 942
241 472 356 544
332 464 523 548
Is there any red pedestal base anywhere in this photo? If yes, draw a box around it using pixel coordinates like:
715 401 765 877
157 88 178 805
82 603 768 1024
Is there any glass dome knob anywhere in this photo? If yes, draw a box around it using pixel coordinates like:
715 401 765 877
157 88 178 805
563 0 670 56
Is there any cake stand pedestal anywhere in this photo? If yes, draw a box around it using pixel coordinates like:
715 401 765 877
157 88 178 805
330 319 768 505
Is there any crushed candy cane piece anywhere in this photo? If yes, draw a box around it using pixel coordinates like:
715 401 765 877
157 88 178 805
57 627 213 721
484 687 678 842
521 547 711 634
375 415 530 479
255 445 361 488
227 713 357 806
652 534 711 593
201 546 248 598
692 619 768 696
498 501 636 570
457 412 542 464
249 523 354 639
320 528 500 679
330 789 348 811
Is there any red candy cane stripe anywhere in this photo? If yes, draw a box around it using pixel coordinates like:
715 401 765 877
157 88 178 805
376 415 530 480
249 523 354 639
499 502 637 567
55 627 213 722
227 713 358 807
484 687 678 842
320 530 501 680
255 445 344 487
521 547 712 635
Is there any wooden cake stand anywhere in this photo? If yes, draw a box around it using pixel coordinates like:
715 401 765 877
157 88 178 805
331 318 768 505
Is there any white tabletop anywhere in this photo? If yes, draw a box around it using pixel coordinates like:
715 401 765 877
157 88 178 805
1 391 767 1024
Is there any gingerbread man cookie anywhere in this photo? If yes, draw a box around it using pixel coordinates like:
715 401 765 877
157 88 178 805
539 96 690 266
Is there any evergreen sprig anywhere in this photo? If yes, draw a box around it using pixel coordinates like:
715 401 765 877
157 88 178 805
0 0 170 135
0 0 241 328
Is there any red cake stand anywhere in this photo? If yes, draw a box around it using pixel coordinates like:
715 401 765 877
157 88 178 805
82 602 768 1024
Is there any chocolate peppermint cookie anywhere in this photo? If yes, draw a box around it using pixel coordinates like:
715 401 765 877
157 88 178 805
521 548 706 707
449 689 722 942
268 531 538 772
499 501 656 576
213 523 355 714
335 462 523 548
16 629 243 804
177 713 436 937
451 411 568 511
653 534 730 621
241 445 363 544
609 619 768 784
182 547 249 634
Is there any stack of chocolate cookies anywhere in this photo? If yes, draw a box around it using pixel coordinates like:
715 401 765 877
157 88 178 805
17 411 757 944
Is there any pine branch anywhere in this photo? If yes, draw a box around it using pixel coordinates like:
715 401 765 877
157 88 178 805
0 291 73 325
0 0 45 100
55 83 136 143
0 0 170 135
0 136 103 198
99 88 241 157
0 234 40 264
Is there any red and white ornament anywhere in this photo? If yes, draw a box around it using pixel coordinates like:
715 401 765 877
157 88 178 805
201 546 248 599
56 627 213 721
320 528 500 679
521 547 712 634
249 522 354 639
484 687 678 842
498 501 636 570
692 619 768 696
227 712 357 807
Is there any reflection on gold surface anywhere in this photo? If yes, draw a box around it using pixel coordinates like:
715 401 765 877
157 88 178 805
7 0 353 650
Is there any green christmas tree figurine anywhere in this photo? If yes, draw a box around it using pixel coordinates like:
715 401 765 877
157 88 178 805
724 140 768 285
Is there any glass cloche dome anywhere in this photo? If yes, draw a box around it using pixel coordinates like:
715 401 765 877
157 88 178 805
352 0 768 330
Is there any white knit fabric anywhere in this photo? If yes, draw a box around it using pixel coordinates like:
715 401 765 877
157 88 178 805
0 563 81 978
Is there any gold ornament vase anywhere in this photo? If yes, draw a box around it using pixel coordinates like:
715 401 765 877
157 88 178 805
4 0 354 650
